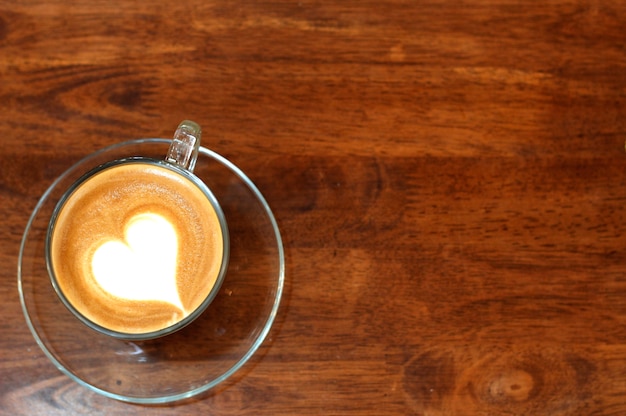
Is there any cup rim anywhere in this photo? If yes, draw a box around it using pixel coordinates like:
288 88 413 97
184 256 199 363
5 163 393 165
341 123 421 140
45 156 231 341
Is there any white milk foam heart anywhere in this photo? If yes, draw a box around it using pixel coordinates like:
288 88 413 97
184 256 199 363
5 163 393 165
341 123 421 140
91 212 184 311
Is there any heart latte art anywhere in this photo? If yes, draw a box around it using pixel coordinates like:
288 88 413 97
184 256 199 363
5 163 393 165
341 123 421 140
49 161 226 336
91 212 183 310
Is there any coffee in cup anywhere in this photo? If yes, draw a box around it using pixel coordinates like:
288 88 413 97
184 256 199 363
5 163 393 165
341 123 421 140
46 121 229 340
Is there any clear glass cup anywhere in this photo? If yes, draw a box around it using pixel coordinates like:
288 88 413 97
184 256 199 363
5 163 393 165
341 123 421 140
45 121 230 341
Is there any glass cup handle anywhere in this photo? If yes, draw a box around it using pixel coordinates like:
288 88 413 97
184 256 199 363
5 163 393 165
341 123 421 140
165 120 202 172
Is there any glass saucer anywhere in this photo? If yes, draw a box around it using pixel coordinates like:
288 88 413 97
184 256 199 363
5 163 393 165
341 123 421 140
18 139 284 404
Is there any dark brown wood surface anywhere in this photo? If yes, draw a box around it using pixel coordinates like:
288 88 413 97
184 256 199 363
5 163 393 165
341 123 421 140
1 1 626 415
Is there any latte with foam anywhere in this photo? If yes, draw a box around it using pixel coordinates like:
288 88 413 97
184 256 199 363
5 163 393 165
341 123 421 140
48 159 228 338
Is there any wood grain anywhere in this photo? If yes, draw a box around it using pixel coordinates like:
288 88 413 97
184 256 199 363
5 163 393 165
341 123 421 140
1 1 626 415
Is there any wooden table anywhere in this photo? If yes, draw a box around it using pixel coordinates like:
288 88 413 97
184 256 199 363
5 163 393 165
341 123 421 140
1 1 625 414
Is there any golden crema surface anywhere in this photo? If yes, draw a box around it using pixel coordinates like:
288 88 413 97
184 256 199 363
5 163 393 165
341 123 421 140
50 162 224 335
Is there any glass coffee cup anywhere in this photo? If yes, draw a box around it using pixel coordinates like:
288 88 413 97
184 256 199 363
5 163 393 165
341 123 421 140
45 121 230 340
